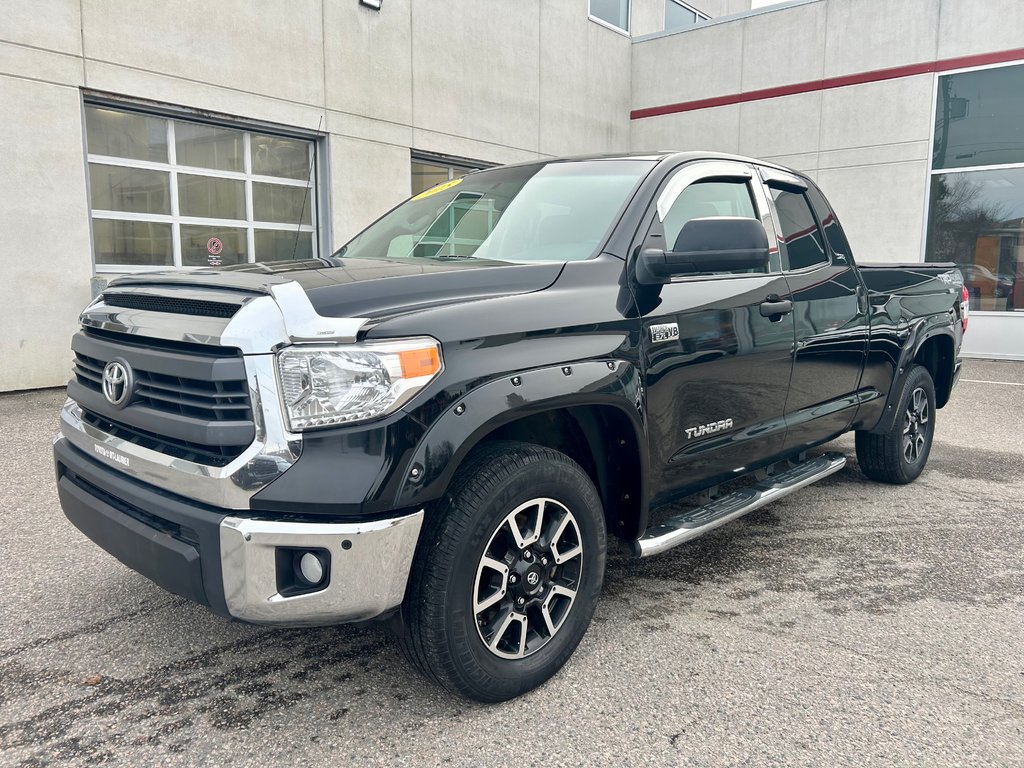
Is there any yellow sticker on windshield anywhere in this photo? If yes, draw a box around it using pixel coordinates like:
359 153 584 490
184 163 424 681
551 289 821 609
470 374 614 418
412 177 463 200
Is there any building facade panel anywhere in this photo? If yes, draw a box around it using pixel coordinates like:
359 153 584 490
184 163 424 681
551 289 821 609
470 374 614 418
323 0 414 126
0 75 93 391
738 1 826 92
3 0 83 56
411 0 542 153
821 0 940 78
81 0 328 108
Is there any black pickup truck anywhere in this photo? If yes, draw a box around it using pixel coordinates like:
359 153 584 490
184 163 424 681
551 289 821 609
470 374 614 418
54 152 967 702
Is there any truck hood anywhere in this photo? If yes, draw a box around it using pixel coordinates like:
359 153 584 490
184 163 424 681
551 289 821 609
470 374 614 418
107 257 563 322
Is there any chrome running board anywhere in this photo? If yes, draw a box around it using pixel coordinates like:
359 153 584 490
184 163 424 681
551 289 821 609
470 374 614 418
633 452 847 557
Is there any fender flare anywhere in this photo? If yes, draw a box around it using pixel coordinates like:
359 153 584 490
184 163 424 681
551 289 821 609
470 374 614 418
391 360 648 525
869 320 955 435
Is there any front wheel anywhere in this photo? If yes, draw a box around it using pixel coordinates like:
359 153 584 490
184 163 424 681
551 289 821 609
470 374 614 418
855 364 936 484
397 441 606 702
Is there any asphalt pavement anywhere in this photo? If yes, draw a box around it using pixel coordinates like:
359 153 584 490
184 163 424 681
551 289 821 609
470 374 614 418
1 360 1022 767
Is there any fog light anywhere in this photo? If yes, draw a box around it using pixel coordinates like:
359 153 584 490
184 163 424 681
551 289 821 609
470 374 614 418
298 552 325 585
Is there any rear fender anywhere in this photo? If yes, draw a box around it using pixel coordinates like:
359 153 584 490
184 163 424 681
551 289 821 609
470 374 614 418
868 321 955 435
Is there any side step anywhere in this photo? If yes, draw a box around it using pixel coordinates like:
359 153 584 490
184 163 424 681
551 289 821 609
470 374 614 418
632 452 847 557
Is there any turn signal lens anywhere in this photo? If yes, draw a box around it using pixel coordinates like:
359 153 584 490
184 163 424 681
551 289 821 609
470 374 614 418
398 347 442 378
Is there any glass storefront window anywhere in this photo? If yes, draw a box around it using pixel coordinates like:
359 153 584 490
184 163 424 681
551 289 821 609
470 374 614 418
926 168 1023 311
85 104 318 270
932 62 1024 171
926 63 1024 312
665 0 708 32
590 0 630 33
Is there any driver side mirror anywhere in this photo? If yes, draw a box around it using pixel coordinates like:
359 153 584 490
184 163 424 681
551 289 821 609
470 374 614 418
636 217 770 285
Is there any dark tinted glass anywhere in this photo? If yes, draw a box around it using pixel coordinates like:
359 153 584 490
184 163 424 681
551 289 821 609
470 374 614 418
933 63 1024 170
925 168 1023 311
85 106 168 162
180 225 247 267
89 164 170 215
770 188 828 270
92 220 172 266
255 230 314 261
805 184 852 259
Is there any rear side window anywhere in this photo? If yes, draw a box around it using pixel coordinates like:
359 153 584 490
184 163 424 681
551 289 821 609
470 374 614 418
662 180 757 252
805 185 852 260
769 187 828 270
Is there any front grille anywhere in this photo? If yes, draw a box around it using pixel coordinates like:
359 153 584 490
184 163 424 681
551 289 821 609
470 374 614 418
81 409 245 467
102 292 240 319
68 326 255 466
74 351 251 422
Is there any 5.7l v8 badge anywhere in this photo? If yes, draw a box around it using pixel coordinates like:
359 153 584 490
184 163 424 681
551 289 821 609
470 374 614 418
649 322 679 343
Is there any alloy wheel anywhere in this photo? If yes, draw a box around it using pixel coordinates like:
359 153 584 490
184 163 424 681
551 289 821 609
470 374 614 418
902 386 930 463
473 498 584 660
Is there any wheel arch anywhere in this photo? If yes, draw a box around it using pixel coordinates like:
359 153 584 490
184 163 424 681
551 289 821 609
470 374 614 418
393 361 650 540
914 332 955 408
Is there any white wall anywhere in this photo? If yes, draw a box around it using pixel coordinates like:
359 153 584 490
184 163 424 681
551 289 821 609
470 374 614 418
0 0 635 390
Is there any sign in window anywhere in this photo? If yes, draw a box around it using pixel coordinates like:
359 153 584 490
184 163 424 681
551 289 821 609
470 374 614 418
85 105 319 270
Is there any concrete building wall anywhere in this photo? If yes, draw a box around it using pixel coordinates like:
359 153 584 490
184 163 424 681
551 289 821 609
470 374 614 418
0 0 637 391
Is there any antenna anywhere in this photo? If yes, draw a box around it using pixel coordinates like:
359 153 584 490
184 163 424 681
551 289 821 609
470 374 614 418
291 114 324 261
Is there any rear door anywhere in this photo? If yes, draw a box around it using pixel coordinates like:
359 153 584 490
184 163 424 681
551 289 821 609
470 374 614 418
634 160 796 505
759 169 870 450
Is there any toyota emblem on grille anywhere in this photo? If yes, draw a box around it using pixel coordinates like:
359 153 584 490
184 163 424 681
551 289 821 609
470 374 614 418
102 359 134 408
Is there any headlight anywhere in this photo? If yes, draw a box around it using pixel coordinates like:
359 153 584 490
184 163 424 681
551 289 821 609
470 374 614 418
276 338 442 431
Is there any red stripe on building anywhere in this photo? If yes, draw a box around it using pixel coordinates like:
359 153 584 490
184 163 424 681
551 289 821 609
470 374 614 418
630 47 1024 120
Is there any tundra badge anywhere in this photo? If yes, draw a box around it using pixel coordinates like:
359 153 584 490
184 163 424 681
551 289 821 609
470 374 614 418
685 419 734 439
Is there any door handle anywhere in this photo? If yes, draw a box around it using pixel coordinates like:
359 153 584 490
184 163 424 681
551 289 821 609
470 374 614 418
759 298 793 319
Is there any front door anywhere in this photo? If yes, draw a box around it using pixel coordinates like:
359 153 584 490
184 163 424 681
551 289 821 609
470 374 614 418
633 161 796 506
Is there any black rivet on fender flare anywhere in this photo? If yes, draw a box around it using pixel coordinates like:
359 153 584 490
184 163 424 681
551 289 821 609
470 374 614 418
606 361 615 370
454 403 466 415
562 366 572 376
511 376 522 386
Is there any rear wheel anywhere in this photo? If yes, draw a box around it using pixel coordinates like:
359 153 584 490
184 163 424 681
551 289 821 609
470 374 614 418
855 364 936 484
397 441 606 702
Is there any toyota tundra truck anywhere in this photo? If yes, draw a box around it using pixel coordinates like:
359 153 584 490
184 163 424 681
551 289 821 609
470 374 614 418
54 152 967 702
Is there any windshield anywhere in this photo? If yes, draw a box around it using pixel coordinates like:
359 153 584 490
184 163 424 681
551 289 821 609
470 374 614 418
332 159 655 264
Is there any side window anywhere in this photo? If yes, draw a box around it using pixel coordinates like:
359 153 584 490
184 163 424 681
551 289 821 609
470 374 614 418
805 185 852 261
662 180 757 253
769 187 828 271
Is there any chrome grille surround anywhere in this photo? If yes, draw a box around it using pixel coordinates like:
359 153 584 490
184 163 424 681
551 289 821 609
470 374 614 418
59 276 369 509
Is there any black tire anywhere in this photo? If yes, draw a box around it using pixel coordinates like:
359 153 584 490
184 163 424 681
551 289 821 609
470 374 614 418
397 440 606 702
855 364 936 484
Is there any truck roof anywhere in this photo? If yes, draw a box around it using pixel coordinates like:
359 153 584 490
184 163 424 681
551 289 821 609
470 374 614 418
478 151 801 176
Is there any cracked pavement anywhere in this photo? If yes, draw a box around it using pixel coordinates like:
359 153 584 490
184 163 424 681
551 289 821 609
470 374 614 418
1 360 1022 766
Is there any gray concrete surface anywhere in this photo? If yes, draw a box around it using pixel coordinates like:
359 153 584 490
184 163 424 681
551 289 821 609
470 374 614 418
1 360 1022 767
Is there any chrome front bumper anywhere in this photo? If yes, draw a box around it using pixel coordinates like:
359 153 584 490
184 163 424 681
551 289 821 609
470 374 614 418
220 511 423 626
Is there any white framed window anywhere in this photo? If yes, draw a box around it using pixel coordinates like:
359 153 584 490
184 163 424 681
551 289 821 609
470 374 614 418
665 0 709 31
589 0 630 35
924 60 1024 312
84 103 319 271
410 153 487 196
